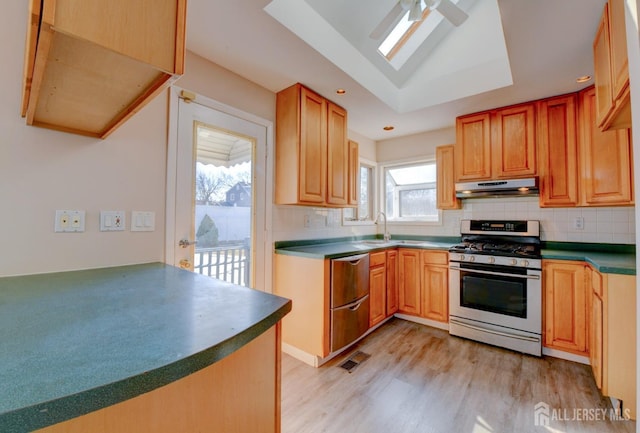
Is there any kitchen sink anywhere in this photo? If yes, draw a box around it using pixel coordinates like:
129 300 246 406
395 240 427 245
354 240 396 247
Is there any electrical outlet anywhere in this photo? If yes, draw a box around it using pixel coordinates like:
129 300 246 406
573 216 584 230
100 211 126 231
55 210 85 233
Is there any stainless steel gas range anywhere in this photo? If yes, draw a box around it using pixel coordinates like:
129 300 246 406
448 220 542 356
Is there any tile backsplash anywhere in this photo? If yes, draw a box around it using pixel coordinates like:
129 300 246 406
273 197 636 244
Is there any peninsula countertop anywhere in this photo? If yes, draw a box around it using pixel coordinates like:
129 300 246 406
0 262 291 433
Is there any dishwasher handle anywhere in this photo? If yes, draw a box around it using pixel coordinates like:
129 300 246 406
333 294 369 312
333 253 368 266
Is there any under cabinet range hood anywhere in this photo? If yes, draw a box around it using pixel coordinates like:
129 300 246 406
455 177 539 198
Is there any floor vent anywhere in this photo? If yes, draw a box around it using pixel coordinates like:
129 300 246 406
339 351 371 373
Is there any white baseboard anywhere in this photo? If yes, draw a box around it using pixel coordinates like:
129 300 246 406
281 343 321 367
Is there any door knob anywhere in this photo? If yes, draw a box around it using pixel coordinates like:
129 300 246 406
179 259 192 270
179 239 197 248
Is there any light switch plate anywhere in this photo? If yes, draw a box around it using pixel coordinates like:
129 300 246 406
100 211 126 231
131 211 155 232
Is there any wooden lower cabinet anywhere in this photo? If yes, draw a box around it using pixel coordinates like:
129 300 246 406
587 266 637 419
36 326 282 433
386 250 399 316
542 260 588 356
398 249 449 323
398 249 421 315
420 251 449 323
369 251 387 327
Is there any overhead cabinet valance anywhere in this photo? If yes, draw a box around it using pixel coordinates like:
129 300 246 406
21 0 186 138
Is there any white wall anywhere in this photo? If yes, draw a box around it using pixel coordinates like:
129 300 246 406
0 1 167 276
376 127 456 162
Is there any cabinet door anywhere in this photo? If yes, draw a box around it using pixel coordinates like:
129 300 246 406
369 265 386 328
537 94 579 207
593 3 614 129
299 87 327 203
492 104 537 178
326 102 348 206
386 250 399 316
421 264 448 323
609 0 629 102
579 87 633 205
348 140 359 206
455 112 492 181
543 260 588 356
398 249 421 315
436 145 460 210
588 267 604 390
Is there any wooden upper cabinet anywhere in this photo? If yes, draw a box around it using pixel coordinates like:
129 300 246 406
348 140 360 206
593 0 631 131
327 103 349 206
537 94 579 207
455 113 492 181
21 0 186 138
455 104 536 182
436 145 460 210
492 104 536 178
579 86 633 206
276 83 354 208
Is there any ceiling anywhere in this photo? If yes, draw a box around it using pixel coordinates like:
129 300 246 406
186 0 607 141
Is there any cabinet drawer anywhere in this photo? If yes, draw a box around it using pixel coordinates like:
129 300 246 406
369 251 386 267
421 251 448 265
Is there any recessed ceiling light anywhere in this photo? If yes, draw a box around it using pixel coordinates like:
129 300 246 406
576 75 591 83
336 89 346 95
383 125 395 131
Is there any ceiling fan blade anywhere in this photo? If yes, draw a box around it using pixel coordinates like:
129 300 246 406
369 2 404 39
435 0 468 26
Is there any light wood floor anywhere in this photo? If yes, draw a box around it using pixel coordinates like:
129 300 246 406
281 318 636 433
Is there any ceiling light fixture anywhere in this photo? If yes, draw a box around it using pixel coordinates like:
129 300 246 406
576 75 591 83
383 125 395 131
336 89 346 95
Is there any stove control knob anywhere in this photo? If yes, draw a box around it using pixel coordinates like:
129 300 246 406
487 257 495 264
468 256 475 262
509 258 518 266
520 260 529 267
459 254 465 261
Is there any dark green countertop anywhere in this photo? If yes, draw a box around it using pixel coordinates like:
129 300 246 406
542 249 636 275
0 263 291 433
274 236 459 259
275 237 636 275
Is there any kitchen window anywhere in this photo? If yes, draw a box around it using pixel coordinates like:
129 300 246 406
382 160 440 223
343 160 375 224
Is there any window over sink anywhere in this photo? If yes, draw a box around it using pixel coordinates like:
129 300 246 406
383 160 441 223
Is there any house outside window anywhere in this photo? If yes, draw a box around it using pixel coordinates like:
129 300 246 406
382 160 440 223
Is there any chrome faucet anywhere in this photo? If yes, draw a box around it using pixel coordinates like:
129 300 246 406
375 211 391 242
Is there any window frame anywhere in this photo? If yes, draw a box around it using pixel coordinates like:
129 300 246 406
342 157 377 226
380 158 443 225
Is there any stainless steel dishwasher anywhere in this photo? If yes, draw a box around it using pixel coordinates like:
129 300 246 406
330 253 370 353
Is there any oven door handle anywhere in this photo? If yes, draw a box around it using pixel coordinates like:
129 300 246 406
450 318 541 343
448 266 540 280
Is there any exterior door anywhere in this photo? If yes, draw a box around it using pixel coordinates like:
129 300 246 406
166 87 273 292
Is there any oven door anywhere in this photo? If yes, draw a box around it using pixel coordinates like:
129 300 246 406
449 261 541 335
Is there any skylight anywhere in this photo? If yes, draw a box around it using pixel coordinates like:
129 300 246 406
378 7 431 60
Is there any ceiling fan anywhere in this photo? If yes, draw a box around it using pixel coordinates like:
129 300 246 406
370 0 469 40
